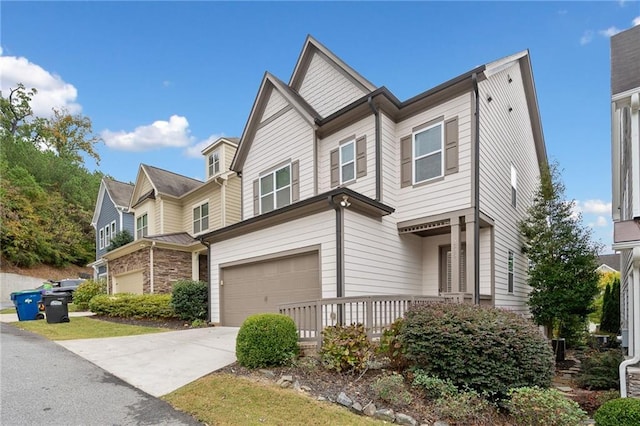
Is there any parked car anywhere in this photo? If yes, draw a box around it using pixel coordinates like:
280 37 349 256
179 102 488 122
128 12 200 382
42 279 87 302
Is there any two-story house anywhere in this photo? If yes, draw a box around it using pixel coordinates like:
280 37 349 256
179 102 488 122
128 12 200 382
89 178 135 279
100 137 241 294
610 24 640 398
201 36 547 327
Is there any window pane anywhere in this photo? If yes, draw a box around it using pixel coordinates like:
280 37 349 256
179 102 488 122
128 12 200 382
275 166 290 189
415 126 441 157
276 187 290 208
261 194 274 213
341 142 354 163
201 203 208 217
193 208 200 221
261 175 273 194
202 216 208 230
342 163 354 182
194 221 201 234
415 152 442 182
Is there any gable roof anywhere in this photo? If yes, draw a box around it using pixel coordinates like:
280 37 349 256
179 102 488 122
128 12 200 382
130 164 203 207
597 253 620 272
201 136 240 156
91 178 134 227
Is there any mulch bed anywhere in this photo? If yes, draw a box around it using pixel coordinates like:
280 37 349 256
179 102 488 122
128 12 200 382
91 315 195 330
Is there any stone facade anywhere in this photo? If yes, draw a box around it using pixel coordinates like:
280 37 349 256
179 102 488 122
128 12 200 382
628 368 640 397
108 247 150 293
198 253 208 283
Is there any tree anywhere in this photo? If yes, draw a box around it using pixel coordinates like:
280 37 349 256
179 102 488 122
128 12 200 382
107 230 134 252
589 271 621 325
600 276 621 334
519 162 601 339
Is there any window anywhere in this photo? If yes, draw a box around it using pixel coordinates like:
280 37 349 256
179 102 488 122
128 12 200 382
260 164 291 213
413 122 443 183
99 228 105 249
193 202 209 234
104 224 111 248
208 150 220 178
511 164 517 208
136 214 148 239
508 250 514 293
111 221 116 238
340 141 355 184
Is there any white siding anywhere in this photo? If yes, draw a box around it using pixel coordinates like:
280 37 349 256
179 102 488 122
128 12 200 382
317 116 375 198
134 199 155 239
209 210 336 323
242 108 315 219
298 52 368 118
224 143 237 172
261 89 288 122
381 112 398 207
343 211 423 296
395 92 473 222
225 175 242 225
162 198 182 234
478 62 540 314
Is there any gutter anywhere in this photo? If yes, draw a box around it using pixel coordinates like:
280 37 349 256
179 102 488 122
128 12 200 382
472 73 481 305
367 96 382 201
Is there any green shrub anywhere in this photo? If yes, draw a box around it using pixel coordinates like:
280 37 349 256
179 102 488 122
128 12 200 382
171 280 208 321
402 302 554 400
73 279 106 310
89 294 175 319
508 386 588 426
370 373 413 406
594 398 640 426
411 369 457 400
378 318 408 371
434 390 491 424
236 313 299 368
576 349 624 390
320 323 373 373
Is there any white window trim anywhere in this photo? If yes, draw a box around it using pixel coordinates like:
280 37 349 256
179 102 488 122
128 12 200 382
99 228 105 250
510 164 517 208
136 213 148 239
110 221 116 239
339 140 355 184
259 163 291 214
508 250 514 293
208 150 221 178
192 201 210 235
412 121 444 184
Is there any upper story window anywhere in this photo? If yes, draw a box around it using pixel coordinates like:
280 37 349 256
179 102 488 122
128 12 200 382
104 224 111 247
340 141 355 184
136 214 148 239
111 221 116 237
260 164 291 214
208 150 220 178
99 228 105 250
193 202 209 234
511 164 517 208
413 122 443 184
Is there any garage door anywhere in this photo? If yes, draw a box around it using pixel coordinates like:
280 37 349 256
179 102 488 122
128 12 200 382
114 270 143 294
221 251 320 326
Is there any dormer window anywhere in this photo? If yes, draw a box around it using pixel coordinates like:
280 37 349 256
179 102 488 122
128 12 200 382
208 150 220 178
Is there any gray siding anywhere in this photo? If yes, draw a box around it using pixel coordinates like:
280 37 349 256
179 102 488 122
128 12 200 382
611 25 640 96
96 192 134 259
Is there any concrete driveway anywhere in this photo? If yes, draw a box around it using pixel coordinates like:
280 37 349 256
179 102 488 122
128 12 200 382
57 326 239 397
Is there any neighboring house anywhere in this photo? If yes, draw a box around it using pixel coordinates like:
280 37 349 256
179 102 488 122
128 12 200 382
89 178 135 279
200 36 547 327
610 24 640 397
102 137 241 294
596 253 621 274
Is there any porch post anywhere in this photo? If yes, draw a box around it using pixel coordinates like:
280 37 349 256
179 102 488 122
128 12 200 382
465 213 477 304
450 216 461 293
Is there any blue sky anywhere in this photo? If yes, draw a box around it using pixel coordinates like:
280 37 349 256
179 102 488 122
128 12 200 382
2 1 639 252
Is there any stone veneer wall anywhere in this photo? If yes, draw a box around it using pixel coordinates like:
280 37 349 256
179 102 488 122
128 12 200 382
198 252 209 283
150 248 192 293
628 368 640 397
108 248 150 293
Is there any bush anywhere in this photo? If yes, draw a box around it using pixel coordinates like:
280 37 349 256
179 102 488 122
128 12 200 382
320 323 373 373
236 313 299 368
378 318 408 371
370 373 413 406
89 294 175 319
73 279 106 310
508 386 587 426
576 349 624 390
411 369 457 400
402 302 554 400
171 280 208 321
434 390 492 424
594 398 640 426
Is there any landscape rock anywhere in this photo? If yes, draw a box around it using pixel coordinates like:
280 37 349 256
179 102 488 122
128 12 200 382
433 421 450 426
293 380 301 392
258 369 275 379
374 408 395 422
351 402 363 412
363 402 377 417
336 392 353 407
301 385 312 392
276 376 293 388
396 413 418 426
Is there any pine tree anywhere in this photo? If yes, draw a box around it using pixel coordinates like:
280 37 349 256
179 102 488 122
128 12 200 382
600 277 621 334
519 162 601 339
600 283 612 332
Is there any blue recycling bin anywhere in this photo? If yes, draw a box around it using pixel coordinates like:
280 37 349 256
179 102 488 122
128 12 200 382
10 290 44 321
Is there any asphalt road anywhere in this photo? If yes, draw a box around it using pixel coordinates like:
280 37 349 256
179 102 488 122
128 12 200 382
0 323 202 425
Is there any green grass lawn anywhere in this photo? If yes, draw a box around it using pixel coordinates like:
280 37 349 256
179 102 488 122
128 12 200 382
164 374 384 426
9 316 169 340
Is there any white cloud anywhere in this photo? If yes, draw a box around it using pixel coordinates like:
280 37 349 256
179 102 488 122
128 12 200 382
589 216 608 228
578 199 612 215
102 115 192 151
580 30 594 45
599 26 622 37
633 16 640 26
0 53 81 116
184 134 225 158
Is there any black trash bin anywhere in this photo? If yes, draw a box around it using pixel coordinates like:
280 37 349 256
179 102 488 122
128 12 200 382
42 294 70 324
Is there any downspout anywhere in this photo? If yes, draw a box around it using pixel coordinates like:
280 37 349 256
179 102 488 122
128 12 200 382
328 196 344 325
367 96 382 201
620 246 640 397
149 241 156 294
472 73 481 305
202 240 212 324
